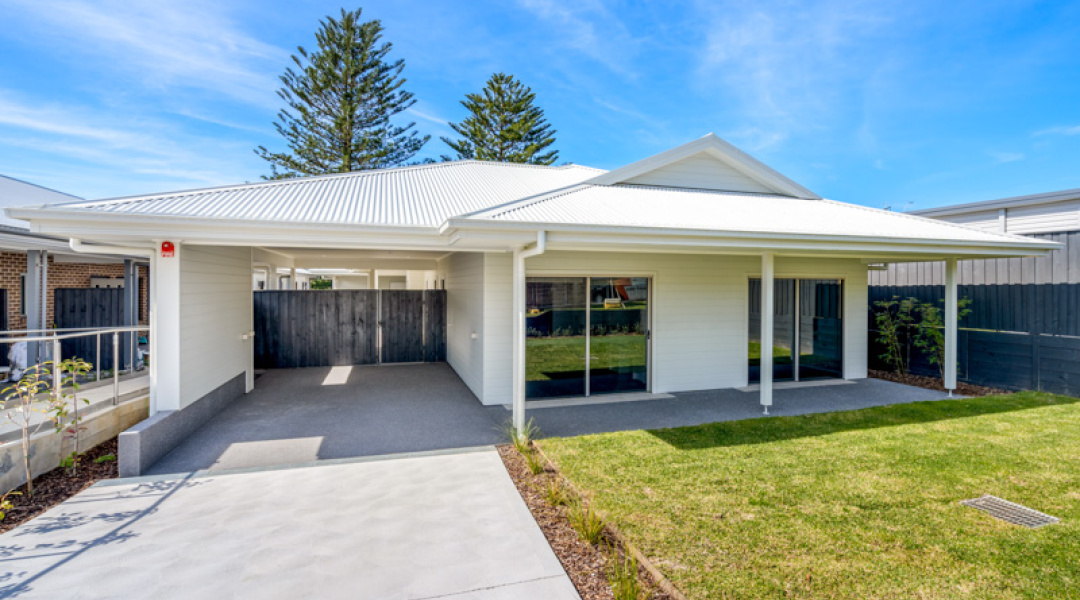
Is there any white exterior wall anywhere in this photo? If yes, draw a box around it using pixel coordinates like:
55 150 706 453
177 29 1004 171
178 245 253 409
437 252 487 400
478 251 868 406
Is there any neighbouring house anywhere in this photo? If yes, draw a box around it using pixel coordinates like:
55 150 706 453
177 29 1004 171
0 175 149 371
869 188 1080 394
6 134 1055 474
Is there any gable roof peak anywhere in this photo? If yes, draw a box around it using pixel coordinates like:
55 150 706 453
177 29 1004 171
587 133 820 199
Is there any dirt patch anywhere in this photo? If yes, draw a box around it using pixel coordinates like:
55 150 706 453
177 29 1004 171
498 444 677 600
869 369 1008 397
0 438 119 534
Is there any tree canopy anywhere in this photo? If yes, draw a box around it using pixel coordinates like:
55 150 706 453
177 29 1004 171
256 8 428 178
441 73 557 165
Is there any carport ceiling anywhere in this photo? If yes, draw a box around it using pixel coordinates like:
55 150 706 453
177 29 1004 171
256 247 455 270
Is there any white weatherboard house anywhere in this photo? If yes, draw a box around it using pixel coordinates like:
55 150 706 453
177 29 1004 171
7 135 1055 469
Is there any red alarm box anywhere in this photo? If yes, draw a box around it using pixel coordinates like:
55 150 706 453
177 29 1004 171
161 241 175 257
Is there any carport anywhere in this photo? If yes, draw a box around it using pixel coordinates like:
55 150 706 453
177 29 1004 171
145 363 505 475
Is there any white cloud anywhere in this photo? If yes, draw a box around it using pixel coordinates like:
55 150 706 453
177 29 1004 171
694 1 896 145
515 0 642 78
989 151 1025 163
6 0 286 108
0 92 261 197
1033 125 1080 136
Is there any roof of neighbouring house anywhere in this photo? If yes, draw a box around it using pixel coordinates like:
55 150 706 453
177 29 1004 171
4 134 1059 256
912 188 1080 218
0 175 81 229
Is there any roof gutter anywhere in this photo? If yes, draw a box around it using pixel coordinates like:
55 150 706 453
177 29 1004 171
69 238 153 258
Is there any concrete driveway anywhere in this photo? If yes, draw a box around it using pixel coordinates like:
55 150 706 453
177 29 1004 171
0 448 579 600
147 364 507 475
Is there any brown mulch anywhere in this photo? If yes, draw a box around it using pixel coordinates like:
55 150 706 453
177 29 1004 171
868 369 1008 397
0 438 119 534
498 444 676 600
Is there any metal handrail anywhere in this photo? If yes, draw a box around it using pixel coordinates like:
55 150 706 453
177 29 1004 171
0 325 149 344
1 325 150 405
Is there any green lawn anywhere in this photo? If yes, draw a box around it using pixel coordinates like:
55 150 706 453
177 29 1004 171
541 392 1080 599
526 334 646 381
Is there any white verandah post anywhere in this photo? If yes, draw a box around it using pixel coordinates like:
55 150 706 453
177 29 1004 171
760 253 775 413
944 258 958 396
512 248 526 433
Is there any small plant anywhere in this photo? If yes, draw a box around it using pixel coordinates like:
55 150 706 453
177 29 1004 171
540 477 570 507
49 357 94 475
1 364 52 497
872 297 917 375
913 297 973 380
523 449 546 475
503 418 541 455
94 454 117 464
567 499 606 545
0 490 20 521
607 547 647 600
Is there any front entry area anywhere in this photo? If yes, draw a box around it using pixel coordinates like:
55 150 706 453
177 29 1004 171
525 276 650 399
749 278 844 383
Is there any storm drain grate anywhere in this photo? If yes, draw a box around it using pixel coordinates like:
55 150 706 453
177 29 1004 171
961 495 1060 528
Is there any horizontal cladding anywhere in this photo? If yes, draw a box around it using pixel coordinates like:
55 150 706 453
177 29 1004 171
1006 200 1080 234
179 246 251 409
439 252 485 400
623 154 775 194
870 231 1080 286
478 251 868 405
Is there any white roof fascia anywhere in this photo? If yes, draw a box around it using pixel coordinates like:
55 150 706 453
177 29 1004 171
912 188 1080 217
445 218 1058 256
585 133 821 199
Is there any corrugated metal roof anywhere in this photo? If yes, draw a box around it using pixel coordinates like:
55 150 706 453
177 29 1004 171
62 161 603 228
468 184 1044 245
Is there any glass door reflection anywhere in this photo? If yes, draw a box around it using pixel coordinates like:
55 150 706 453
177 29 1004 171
588 277 649 394
525 278 588 398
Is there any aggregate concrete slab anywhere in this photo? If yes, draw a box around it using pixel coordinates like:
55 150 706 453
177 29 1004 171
145 364 506 475
0 448 580 600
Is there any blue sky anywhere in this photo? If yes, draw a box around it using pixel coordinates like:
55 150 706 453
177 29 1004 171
1 0 1078 209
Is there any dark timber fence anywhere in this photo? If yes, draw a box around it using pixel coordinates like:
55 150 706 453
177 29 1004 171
54 287 131 369
869 283 1080 395
254 289 446 369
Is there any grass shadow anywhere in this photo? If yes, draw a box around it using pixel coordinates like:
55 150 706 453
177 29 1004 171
647 392 1079 450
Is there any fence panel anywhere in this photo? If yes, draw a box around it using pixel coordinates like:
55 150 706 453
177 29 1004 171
53 288 129 369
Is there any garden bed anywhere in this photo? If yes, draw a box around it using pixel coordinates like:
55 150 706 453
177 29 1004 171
499 444 677 600
0 438 118 534
868 369 1007 396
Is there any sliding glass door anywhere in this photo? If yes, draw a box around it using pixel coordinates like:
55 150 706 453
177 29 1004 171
749 278 843 383
526 276 649 399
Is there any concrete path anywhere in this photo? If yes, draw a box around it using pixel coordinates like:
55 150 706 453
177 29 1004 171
0 447 580 600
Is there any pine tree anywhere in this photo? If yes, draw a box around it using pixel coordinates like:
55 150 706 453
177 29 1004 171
441 73 558 165
256 8 428 178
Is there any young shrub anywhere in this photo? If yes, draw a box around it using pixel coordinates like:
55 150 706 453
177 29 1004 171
540 477 570 507
0 490 20 521
913 297 973 380
607 548 647 600
502 418 541 455
1 365 52 496
522 449 546 475
49 357 94 475
567 499 606 545
872 297 917 375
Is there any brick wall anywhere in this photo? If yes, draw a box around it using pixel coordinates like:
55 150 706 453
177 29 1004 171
0 252 149 330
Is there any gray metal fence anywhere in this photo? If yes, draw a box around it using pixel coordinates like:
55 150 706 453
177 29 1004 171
869 283 1080 395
